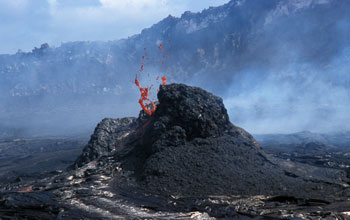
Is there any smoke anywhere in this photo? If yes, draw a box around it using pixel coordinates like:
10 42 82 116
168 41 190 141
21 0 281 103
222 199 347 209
223 60 350 134
169 0 350 134
1 0 350 138
220 0 350 134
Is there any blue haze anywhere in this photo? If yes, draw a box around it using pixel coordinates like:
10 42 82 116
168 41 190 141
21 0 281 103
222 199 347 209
0 0 349 137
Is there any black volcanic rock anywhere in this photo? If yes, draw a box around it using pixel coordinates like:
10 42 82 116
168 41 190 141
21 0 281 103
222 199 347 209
156 83 231 139
111 84 347 197
1 84 350 219
73 117 137 168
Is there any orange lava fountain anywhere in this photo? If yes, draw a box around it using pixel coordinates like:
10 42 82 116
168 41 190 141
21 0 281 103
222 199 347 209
135 75 156 116
134 43 169 116
161 76 166 85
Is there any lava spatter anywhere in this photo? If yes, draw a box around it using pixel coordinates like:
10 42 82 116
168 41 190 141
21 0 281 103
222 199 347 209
135 75 156 116
161 76 166 85
134 44 170 115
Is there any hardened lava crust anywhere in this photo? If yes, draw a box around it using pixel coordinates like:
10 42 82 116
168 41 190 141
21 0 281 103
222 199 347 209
1 84 350 219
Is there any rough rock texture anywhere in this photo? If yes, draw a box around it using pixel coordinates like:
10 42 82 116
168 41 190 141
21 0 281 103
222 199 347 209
113 84 349 197
1 83 350 220
73 117 136 168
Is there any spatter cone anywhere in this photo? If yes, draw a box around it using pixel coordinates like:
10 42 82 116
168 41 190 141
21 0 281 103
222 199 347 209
105 83 336 197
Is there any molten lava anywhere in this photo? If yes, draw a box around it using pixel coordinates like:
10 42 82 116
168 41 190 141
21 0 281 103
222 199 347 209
134 44 170 116
161 76 167 85
17 185 33 192
135 75 156 116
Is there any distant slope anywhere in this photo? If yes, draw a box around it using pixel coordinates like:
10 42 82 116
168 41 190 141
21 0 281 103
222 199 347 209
0 0 349 135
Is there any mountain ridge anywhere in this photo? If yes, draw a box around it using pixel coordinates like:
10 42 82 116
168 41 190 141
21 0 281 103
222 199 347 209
0 0 349 136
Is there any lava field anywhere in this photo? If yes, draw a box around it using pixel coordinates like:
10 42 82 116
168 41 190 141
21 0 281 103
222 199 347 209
1 84 350 220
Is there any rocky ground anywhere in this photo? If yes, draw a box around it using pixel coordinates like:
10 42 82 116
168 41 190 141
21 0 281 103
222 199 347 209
255 132 350 172
0 138 87 184
1 84 350 219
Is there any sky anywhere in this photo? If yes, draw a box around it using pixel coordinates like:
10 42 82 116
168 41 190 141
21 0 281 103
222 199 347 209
0 0 230 54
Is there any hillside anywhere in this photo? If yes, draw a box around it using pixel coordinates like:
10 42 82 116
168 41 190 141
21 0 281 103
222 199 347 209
0 0 349 136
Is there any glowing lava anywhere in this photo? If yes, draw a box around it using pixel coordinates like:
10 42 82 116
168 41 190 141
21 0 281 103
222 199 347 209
161 76 166 85
17 186 33 192
134 44 170 116
135 75 156 116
